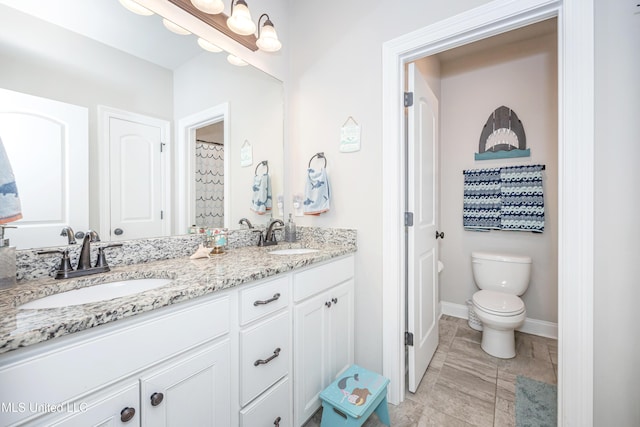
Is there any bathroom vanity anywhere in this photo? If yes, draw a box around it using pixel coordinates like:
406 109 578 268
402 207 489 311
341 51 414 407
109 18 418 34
0 236 356 427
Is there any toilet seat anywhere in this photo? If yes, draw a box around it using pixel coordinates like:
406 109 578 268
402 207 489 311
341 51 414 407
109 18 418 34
473 290 525 316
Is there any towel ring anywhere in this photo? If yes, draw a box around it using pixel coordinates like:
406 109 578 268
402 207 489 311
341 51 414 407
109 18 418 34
308 152 327 169
255 160 268 176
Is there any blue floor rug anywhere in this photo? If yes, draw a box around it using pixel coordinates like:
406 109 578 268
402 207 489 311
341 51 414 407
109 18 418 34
515 375 557 427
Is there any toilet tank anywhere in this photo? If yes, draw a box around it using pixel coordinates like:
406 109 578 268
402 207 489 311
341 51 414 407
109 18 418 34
471 251 532 295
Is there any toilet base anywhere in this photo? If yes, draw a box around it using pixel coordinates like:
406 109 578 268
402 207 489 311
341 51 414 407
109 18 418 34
480 326 516 359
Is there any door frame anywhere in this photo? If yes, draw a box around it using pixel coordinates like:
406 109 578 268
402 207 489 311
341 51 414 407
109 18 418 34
175 104 230 232
97 106 171 240
381 0 594 425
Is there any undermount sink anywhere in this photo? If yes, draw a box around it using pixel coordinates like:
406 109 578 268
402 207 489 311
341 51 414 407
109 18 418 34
268 248 320 255
18 278 173 310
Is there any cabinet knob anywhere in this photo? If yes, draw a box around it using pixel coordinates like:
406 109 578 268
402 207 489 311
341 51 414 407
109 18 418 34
120 407 136 422
332 297 338 304
150 392 164 407
254 347 281 366
435 230 444 239
274 416 282 426
114 228 124 236
325 301 332 308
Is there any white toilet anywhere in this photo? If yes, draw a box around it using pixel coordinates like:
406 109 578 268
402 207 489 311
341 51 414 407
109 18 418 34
471 251 531 359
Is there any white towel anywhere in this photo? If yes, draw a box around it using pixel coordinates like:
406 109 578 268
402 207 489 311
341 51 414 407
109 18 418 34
0 137 22 224
250 173 272 214
303 168 330 215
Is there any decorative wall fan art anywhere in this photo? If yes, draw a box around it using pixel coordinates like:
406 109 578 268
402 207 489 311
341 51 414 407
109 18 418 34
476 105 530 160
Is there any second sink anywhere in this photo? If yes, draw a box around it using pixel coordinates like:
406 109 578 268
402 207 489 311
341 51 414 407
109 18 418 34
18 278 173 310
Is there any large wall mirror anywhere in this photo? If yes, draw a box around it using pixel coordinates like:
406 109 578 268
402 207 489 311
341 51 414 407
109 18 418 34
0 0 284 249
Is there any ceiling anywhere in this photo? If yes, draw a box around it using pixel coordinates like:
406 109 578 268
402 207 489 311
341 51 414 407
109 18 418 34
0 0 203 69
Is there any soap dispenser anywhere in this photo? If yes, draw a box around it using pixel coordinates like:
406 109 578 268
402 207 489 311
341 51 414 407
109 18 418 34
284 213 297 243
0 225 17 288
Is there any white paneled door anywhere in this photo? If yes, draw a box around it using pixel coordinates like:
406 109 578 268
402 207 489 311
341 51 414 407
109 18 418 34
103 108 169 241
0 88 88 249
406 63 439 393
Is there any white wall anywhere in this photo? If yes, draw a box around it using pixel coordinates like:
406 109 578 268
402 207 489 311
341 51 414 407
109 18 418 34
594 0 640 424
288 0 492 372
439 32 558 323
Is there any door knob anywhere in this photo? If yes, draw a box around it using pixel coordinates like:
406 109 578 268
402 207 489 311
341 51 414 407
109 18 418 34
435 230 444 239
114 228 124 236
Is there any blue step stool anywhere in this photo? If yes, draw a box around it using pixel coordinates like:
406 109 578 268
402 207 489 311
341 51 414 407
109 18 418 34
319 365 390 427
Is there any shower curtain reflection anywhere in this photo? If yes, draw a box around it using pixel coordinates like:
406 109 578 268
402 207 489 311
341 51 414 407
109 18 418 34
195 123 224 228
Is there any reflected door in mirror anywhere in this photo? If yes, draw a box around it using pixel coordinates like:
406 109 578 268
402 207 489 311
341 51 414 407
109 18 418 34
0 88 88 249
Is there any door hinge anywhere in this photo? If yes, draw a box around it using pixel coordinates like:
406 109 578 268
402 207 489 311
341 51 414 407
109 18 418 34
405 332 414 346
404 92 413 107
160 210 164 220
404 212 414 227
160 142 166 153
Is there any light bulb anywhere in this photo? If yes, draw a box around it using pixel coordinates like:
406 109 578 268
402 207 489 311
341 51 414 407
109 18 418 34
227 1 256 36
118 0 153 16
162 19 190 35
257 21 281 52
197 38 222 53
190 0 224 14
227 54 248 66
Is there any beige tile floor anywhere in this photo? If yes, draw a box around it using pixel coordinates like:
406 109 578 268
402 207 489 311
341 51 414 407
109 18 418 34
303 315 558 427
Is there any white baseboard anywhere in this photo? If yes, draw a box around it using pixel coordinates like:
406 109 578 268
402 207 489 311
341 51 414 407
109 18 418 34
440 301 558 339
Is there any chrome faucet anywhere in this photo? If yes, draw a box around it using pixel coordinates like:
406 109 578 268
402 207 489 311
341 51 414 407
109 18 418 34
60 226 77 245
238 218 253 229
77 230 100 270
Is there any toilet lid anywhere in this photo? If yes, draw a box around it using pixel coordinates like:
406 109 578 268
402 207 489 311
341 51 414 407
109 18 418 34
473 290 525 316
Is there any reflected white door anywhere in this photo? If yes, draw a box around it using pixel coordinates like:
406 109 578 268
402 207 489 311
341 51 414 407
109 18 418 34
406 63 439 393
0 88 88 249
107 113 168 241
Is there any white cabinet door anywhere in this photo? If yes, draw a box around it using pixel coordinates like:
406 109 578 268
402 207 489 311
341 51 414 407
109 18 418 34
293 291 329 425
293 274 355 427
327 279 355 384
140 340 231 427
48 383 139 427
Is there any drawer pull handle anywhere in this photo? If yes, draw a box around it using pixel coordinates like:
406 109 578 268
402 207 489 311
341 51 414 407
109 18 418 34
254 347 281 366
254 293 281 306
150 392 164 407
274 416 282 426
120 406 136 422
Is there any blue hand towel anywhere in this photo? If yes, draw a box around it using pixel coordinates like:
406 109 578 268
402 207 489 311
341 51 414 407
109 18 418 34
500 165 544 232
0 137 22 224
303 167 330 215
250 173 272 214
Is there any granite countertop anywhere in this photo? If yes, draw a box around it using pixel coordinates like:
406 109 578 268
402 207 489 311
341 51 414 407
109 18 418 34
0 243 355 355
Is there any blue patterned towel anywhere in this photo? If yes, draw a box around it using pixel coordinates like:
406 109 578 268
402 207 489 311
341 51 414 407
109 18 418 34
500 165 544 232
250 173 272 214
463 168 501 231
463 165 545 233
0 137 22 224
303 168 330 215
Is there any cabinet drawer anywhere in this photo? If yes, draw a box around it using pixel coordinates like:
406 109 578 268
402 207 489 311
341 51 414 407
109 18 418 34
293 255 354 302
240 311 289 406
240 377 290 427
240 276 289 326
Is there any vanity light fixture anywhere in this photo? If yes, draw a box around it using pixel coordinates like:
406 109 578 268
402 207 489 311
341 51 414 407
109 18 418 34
227 0 256 36
118 0 154 16
256 14 281 52
162 18 191 35
197 37 223 52
227 54 248 66
190 0 224 14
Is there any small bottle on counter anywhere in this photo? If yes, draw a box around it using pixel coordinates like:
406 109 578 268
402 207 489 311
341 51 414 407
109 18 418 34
284 213 297 243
